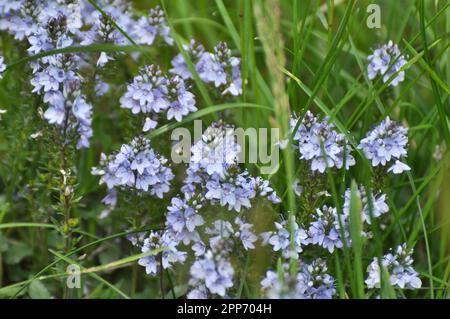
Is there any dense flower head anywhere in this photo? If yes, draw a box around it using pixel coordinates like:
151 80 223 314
1 0 83 42
166 196 204 245
166 75 197 122
342 186 389 225
170 39 206 80
261 259 336 299
0 1 23 16
133 5 173 46
39 75 93 149
81 0 134 31
365 243 422 289
190 121 240 177
197 42 242 96
187 249 234 298
307 205 345 253
367 40 407 86
183 122 280 212
358 116 410 174
185 218 257 298
10 7 96 150
120 64 168 114
80 13 120 67
92 136 174 198
136 230 187 275
290 111 355 173
1 1 45 41
171 40 242 96
262 217 309 259
120 65 196 125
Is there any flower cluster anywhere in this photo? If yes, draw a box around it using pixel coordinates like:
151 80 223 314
132 122 277 298
134 230 186 276
358 116 410 174
140 203 259 299
307 205 346 253
0 1 424 300
170 39 205 80
182 122 280 211
171 41 242 96
263 183 391 261
80 0 133 41
133 5 172 46
290 111 355 173
80 13 121 68
0 1 184 148
0 0 80 41
0 1 96 148
31 16 93 149
92 136 174 200
367 41 407 86
365 243 422 289
261 259 336 299
120 64 197 127
342 186 389 225
185 218 258 298
165 196 204 245
262 218 309 259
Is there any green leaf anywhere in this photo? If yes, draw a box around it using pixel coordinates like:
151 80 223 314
28 280 52 299
379 265 396 299
348 181 365 298
146 103 272 139
0 233 8 252
0 285 26 298
4 241 32 265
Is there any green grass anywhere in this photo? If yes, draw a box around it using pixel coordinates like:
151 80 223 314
0 0 449 299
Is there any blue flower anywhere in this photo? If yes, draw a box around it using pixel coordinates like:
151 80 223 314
366 243 421 289
170 39 206 80
307 206 344 253
387 160 411 174
367 41 407 86
290 111 355 173
120 65 197 125
120 64 169 114
185 123 280 212
166 197 204 244
166 75 197 122
197 42 242 96
133 6 173 46
342 186 389 225
261 259 336 299
188 250 234 298
358 117 409 172
72 95 93 149
138 230 187 276
93 136 174 199
235 217 258 250
264 218 309 259
171 41 243 96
